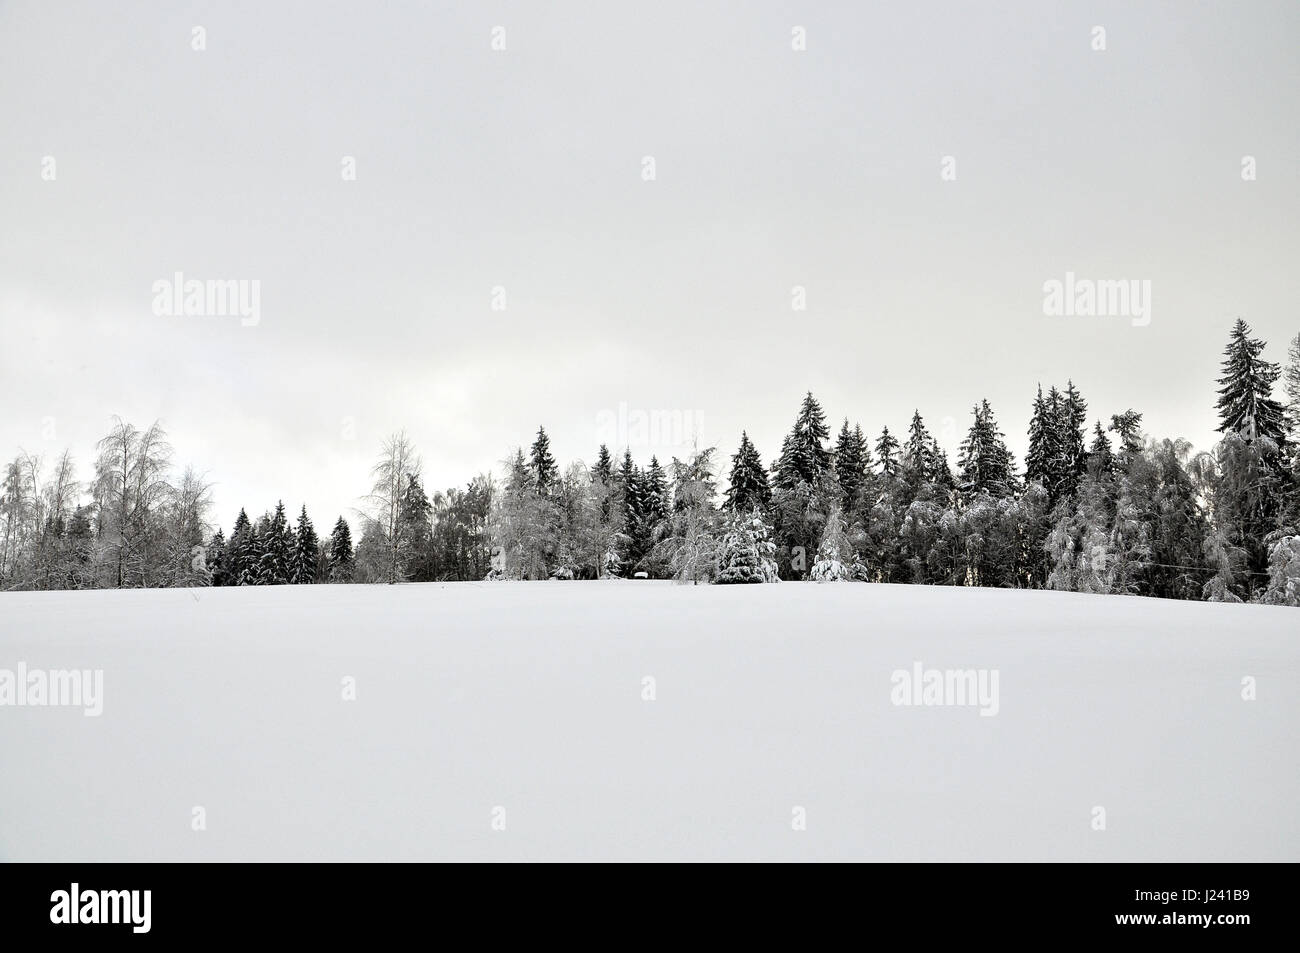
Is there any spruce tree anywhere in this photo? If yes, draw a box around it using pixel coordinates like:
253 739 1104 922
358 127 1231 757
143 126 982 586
929 439 955 492
810 504 861 581
529 426 558 494
258 502 292 585
398 475 433 580
774 392 831 486
1089 421 1114 474
644 456 670 523
241 524 264 585
207 528 229 586
724 431 772 512
1058 381 1089 498
592 445 613 485
1284 332 1300 441
290 505 319 584
1109 410 1144 457
615 448 637 524
229 508 252 585
902 411 937 483
957 400 1017 497
834 419 869 510
1025 385 1052 487
875 426 900 477
592 444 614 524
1215 319 1286 444
716 509 779 584
328 516 354 582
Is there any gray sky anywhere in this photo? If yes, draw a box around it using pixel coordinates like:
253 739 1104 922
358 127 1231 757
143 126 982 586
1 0 1297 530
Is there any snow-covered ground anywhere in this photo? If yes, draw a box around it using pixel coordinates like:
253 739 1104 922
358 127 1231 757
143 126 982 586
0 581 1295 862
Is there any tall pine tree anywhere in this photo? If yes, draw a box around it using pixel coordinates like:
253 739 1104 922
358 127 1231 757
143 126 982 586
1216 319 1287 445
875 426 900 478
529 426 558 494
724 431 771 512
328 516 354 582
290 505 319 584
833 419 869 512
958 400 1017 498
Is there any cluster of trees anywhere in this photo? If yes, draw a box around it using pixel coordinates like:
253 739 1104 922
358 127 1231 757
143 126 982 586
2 321 1298 605
486 321 1300 605
1 419 215 591
0 424 494 591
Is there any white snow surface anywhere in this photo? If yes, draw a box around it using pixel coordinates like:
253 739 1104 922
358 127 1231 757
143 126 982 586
0 581 1295 862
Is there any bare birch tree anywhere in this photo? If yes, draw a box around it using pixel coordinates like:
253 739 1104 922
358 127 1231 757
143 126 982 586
362 430 421 584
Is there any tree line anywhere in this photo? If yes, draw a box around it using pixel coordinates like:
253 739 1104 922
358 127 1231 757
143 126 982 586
2 320 1298 604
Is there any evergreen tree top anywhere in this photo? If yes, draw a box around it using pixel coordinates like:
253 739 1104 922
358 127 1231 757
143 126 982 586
1215 319 1286 443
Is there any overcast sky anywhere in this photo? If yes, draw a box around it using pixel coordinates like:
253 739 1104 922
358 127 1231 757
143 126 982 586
2 0 1297 529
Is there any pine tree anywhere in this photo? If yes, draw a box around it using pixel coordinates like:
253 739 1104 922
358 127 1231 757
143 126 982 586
529 426 558 494
1057 381 1089 499
290 505 319 584
592 444 614 525
256 501 291 584
834 419 869 510
1089 421 1114 475
592 444 613 484
957 401 1016 497
644 456 670 522
1284 332 1300 441
724 431 771 512
228 508 253 585
614 448 637 525
902 411 937 483
207 528 229 586
1109 410 1144 457
328 516 354 582
773 392 831 487
241 524 264 586
397 474 433 580
716 509 779 584
875 426 900 477
929 439 955 492
810 504 861 581
1025 385 1052 488
1216 319 1287 444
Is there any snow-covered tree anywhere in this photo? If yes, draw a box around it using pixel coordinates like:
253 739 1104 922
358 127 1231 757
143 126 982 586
290 505 320 584
1216 319 1287 445
362 431 421 584
257 501 292 585
489 448 555 579
724 431 771 513
1284 332 1300 443
160 466 214 587
716 508 779 584
810 504 862 581
328 516 354 582
1261 535 1300 606
773 392 831 488
93 418 173 588
529 426 558 495
833 419 870 513
656 446 720 584
957 400 1017 498
874 426 900 478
